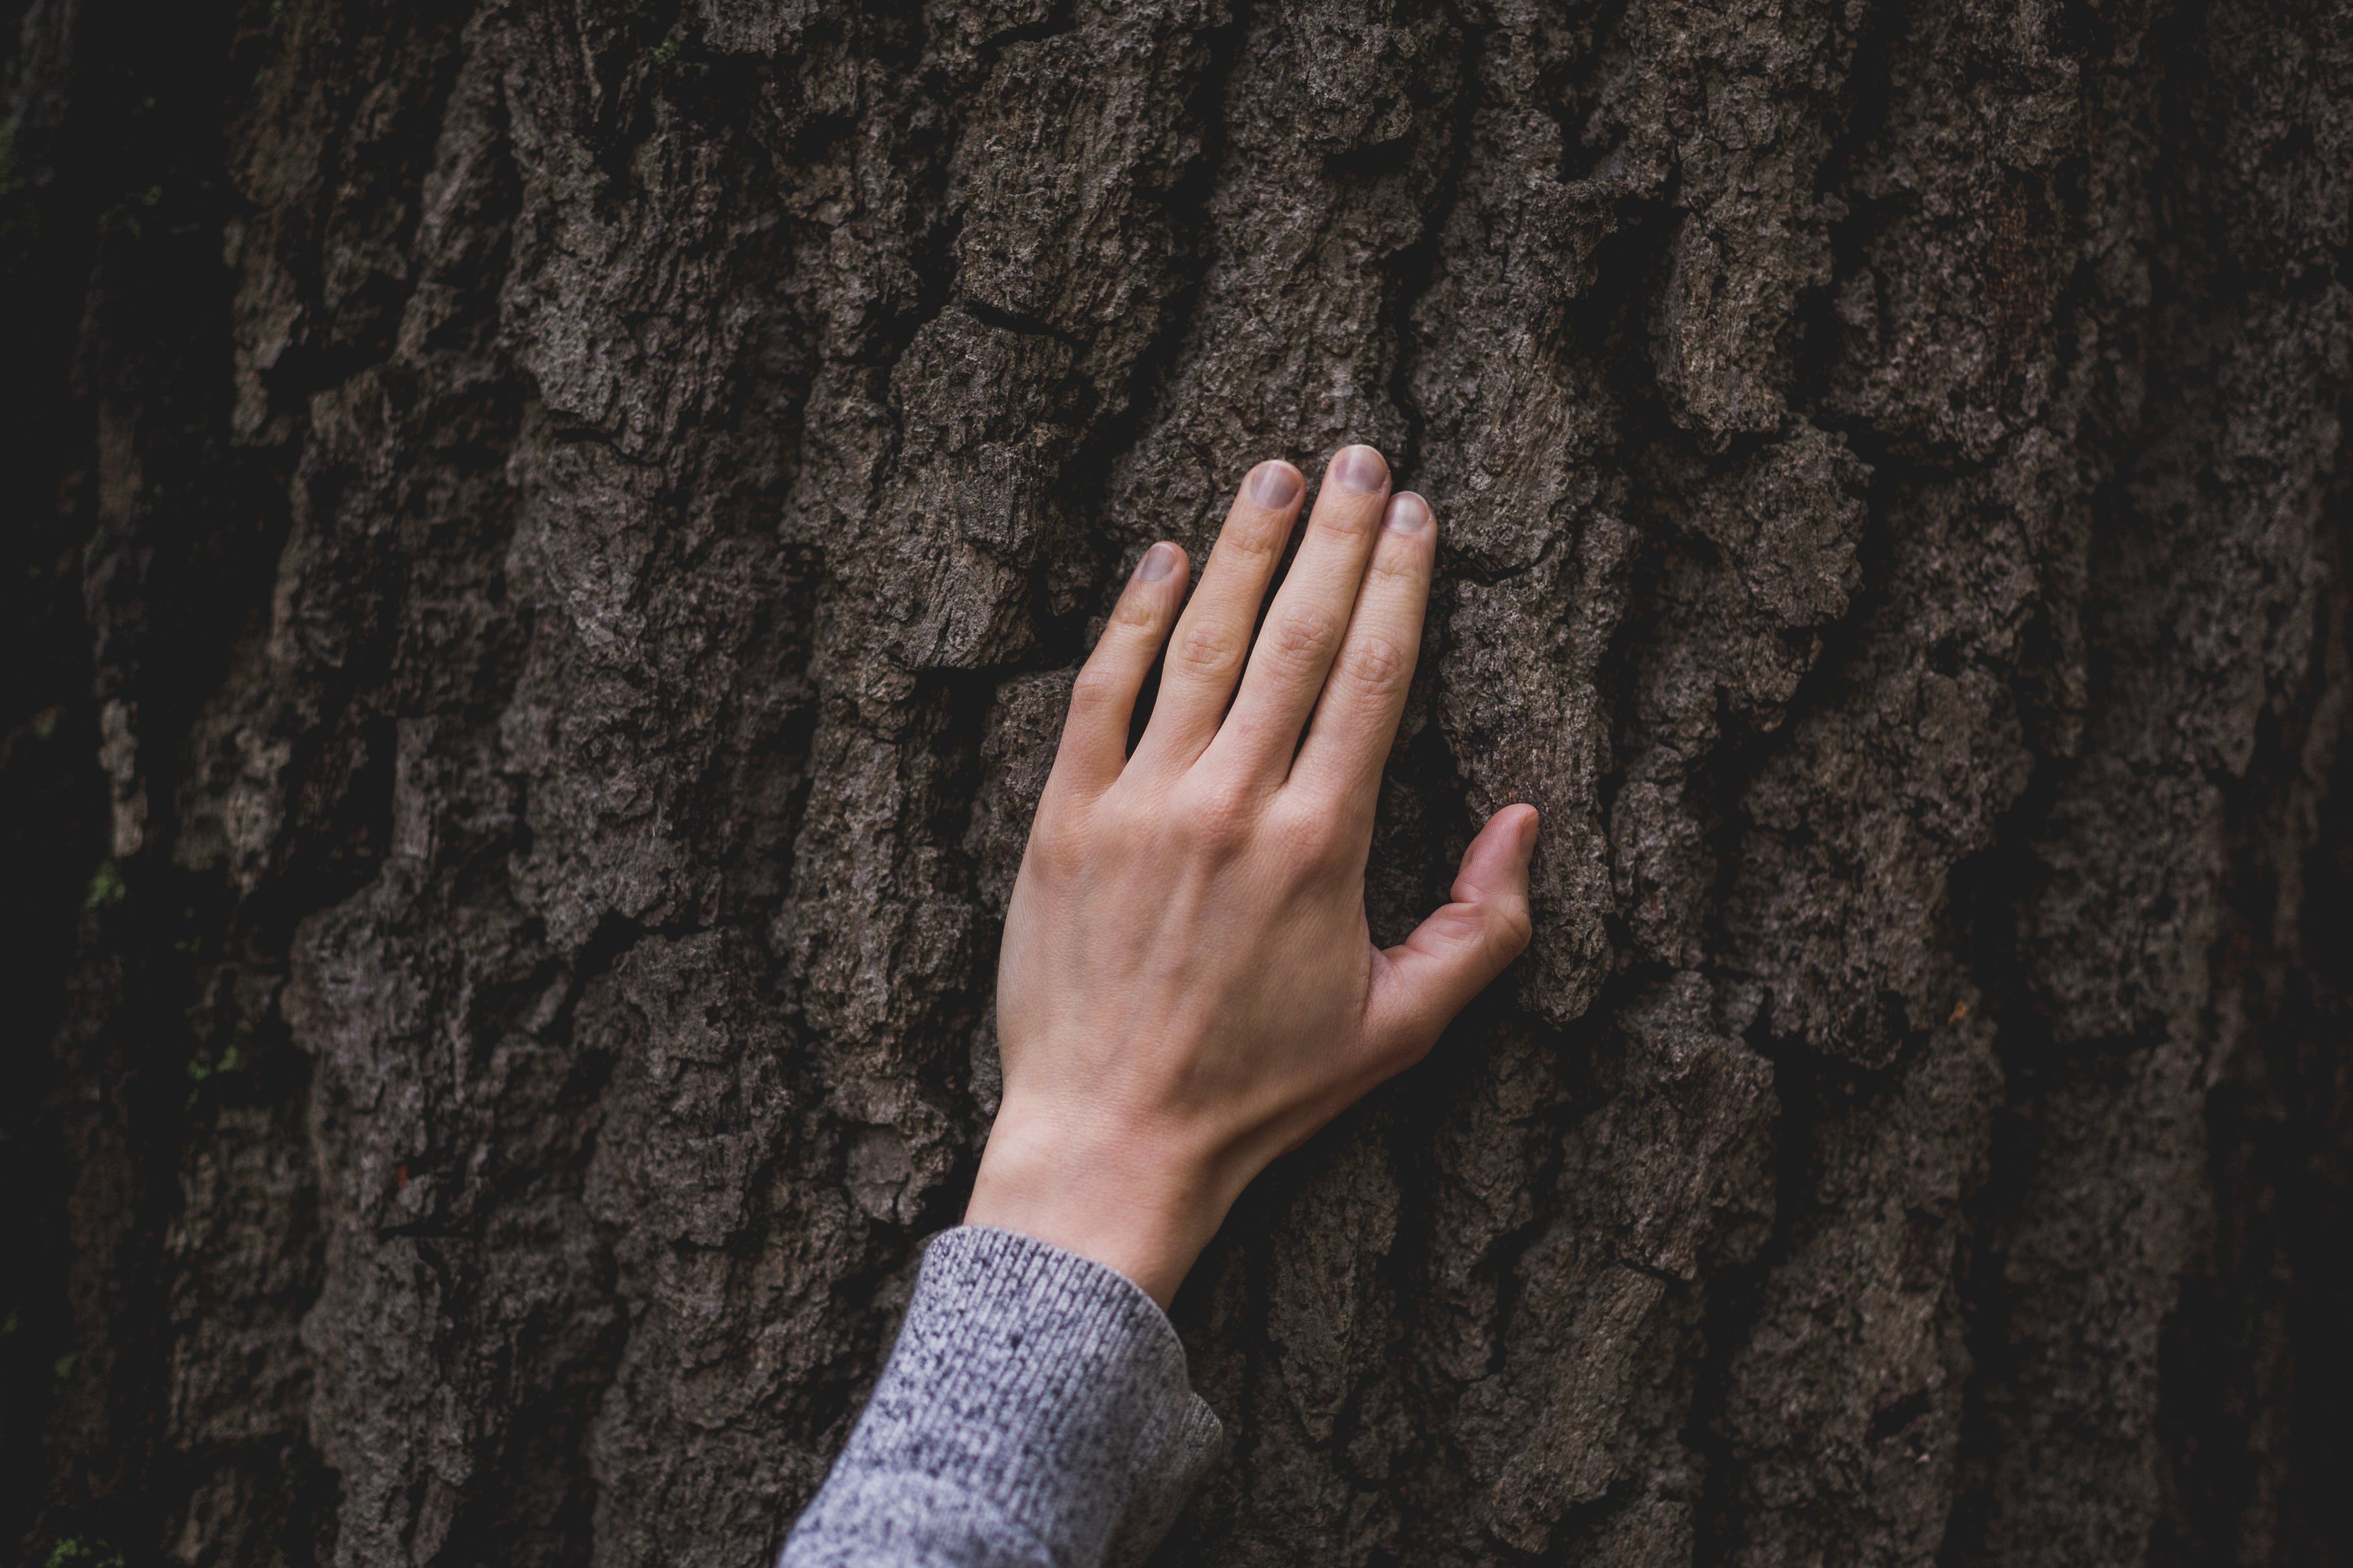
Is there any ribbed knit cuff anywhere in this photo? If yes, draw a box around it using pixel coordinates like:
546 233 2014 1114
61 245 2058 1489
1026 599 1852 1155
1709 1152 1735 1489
782 1226 1222 1568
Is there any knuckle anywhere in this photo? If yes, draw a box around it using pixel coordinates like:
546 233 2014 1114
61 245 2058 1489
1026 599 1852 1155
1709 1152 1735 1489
1173 779 1253 855
1036 833 1086 879
1217 518 1287 563
1270 796 1348 871
1496 897 1535 954
1426 905 1484 947
1338 635 1408 697
1066 664 1123 713
1264 609 1340 671
1311 489 1385 540
1306 826 1357 878
1172 618 1243 674
1023 810 1089 876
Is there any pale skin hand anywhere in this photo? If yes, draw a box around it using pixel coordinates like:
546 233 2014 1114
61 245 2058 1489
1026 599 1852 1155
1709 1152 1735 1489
965 445 1539 1307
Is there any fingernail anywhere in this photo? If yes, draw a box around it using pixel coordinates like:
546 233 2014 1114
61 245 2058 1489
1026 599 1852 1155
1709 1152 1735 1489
1248 461 1302 508
1135 542 1180 582
1384 492 1431 534
1516 809 1540 859
1329 444 1388 494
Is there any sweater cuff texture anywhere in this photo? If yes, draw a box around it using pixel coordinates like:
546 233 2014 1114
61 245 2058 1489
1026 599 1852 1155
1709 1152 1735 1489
785 1224 1221 1567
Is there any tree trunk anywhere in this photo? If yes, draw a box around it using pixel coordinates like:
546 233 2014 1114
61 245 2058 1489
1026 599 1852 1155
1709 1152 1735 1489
5 0 2351 1563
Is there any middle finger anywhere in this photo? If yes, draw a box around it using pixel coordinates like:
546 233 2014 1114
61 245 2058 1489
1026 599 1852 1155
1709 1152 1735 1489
1197 443 1393 787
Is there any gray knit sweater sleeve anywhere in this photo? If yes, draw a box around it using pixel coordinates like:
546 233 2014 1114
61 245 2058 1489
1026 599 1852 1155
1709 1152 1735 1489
778 1225 1224 1568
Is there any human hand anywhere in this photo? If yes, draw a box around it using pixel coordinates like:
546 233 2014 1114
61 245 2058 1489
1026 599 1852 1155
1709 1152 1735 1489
964 445 1539 1306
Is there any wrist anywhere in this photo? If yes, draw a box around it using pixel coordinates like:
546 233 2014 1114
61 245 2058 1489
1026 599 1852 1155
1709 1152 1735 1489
964 1102 1229 1308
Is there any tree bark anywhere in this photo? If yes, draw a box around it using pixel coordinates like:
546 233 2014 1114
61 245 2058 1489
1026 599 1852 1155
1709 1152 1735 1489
5 0 2351 1564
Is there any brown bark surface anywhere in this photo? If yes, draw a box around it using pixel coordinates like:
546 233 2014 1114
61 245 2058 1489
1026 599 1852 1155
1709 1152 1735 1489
5 0 2351 1564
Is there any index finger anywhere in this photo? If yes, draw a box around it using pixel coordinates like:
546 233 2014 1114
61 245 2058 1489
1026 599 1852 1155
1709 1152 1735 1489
1128 460 1306 775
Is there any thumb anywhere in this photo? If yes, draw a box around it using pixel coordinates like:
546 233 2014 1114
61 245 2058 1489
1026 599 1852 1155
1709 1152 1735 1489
1367 804 1537 1061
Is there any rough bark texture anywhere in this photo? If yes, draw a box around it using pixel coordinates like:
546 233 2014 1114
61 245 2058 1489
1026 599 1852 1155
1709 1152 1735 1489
5 0 2352 1565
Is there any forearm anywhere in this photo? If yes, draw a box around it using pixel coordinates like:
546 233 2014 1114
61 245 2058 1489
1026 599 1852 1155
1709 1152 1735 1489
778 1226 1221 1568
